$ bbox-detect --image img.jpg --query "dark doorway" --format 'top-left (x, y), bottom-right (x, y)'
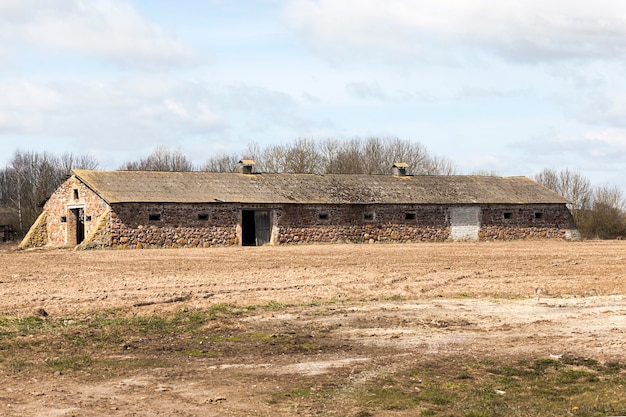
top-left (242, 210), bottom-right (256, 246)
top-left (241, 210), bottom-right (271, 246)
top-left (71, 207), bottom-right (85, 245)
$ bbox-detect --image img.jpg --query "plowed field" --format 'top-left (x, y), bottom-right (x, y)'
top-left (1, 241), bottom-right (625, 416)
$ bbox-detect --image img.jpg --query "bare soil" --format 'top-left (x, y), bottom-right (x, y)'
top-left (1, 240), bottom-right (625, 416)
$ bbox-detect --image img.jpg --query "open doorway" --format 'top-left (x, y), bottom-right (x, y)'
top-left (242, 210), bottom-right (271, 246)
top-left (69, 207), bottom-right (85, 245)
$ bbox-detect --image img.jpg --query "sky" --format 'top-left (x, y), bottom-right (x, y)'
top-left (1, 0), bottom-right (626, 190)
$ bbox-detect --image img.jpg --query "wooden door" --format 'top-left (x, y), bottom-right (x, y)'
top-left (254, 211), bottom-right (271, 246)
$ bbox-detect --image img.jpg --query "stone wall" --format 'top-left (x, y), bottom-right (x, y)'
top-left (109, 203), bottom-right (240, 249)
top-left (480, 204), bottom-right (575, 228)
top-left (277, 224), bottom-right (449, 244)
top-left (276, 204), bottom-right (450, 243)
top-left (276, 204), bottom-right (576, 244)
top-left (277, 204), bottom-right (448, 226)
top-left (479, 225), bottom-right (569, 240)
top-left (81, 202), bottom-right (576, 249)
top-left (103, 203), bottom-right (457, 248)
top-left (43, 176), bottom-right (110, 247)
top-left (479, 204), bottom-right (576, 240)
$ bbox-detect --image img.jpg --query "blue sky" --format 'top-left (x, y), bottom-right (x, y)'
top-left (1, 0), bottom-right (625, 190)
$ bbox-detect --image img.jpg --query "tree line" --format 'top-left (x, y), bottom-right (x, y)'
top-left (1, 138), bottom-right (624, 239)
top-left (120, 137), bottom-right (457, 175)
top-left (533, 168), bottom-right (626, 239)
top-left (0, 151), bottom-right (99, 235)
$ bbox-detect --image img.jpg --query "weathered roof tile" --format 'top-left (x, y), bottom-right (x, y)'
top-left (72, 170), bottom-right (570, 205)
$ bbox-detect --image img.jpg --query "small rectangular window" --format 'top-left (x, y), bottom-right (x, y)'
top-left (86, 215), bottom-right (92, 222)
top-left (198, 214), bottom-right (209, 221)
top-left (534, 212), bottom-right (543, 219)
top-left (60, 216), bottom-right (67, 223)
top-left (149, 214), bottom-right (161, 221)
top-left (318, 213), bottom-right (329, 220)
top-left (364, 213), bottom-right (374, 221)
top-left (405, 213), bottom-right (416, 220)
top-left (73, 189), bottom-right (79, 200)
top-left (503, 212), bottom-right (512, 219)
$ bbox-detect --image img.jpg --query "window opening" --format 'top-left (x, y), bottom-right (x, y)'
top-left (86, 215), bottom-right (92, 222)
top-left (198, 214), bottom-right (209, 221)
top-left (149, 214), bottom-right (161, 221)
top-left (364, 213), bottom-right (374, 221)
top-left (405, 213), bottom-right (416, 220)
top-left (534, 212), bottom-right (543, 219)
top-left (60, 216), bottom-right (67, 223)
top-left (318, 213), bottom-right (329, 220)
top-left (503, 212), bottom-right (512, 219)
top-left (73, 189), bottom-right (79, 200)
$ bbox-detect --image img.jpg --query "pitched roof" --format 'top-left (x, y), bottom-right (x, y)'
top-left (72, 170), bottom-right (570, 205)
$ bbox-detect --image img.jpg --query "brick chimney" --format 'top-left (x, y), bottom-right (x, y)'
top-left (392, 162), bottom-right (408, 176)
top-left (239, 160), bottom-right (255, 174)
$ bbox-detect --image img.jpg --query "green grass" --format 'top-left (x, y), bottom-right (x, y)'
top-left (273, 357), bottom-right (626, 416)
top-left (264, 300), bottom-right (286, 310)
top-left (45, 355), bottom-right (94, 372)
top-left (0, 304), bottom-right (250, 375)
top-left (209, 331), bottom-right (274, 343)
top-left (0, 302), bottom-right (327, 376)
top-left (2, 302), bottom-right (626, 416)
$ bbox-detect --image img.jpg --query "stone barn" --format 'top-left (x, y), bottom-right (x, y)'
top-left (20, 164), bottom-right (577, 249)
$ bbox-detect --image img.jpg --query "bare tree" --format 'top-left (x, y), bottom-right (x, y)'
top-left (0, 150), bottom-right (99, 236)
top-left (282, 138), bottom-right (321, 174)
top-left (426, 155), bottom-right (457, 175)
top-left (5, 151), bottom-right (55, 233)
top-left (469, 169), bottom-right (499, 176)
top-left (260, 144), bottom-right (288, 173)
top-left (362, 138), bottom-right (386, 174)
top-left (593, 184), bottom-right (625, 211)
top-left (577, 185), bottom-right (626, 239)
top-left (120, 147), bottom-right (194, 171)
top-left (318, 139), bottom-right (339, 173)
top-left (330, 139), bottom-right (363, 174)
top-left (59, 152), bottom-right (99, 175)
top-left (533, 169), bottom-right (559, 192)
top-left (533, 168), bottom-right (592, 211)
top-left (534, 168), bottom-right (625, 239)
top-left (201, 153), bottom-right (241, 172)
top-left (218, 137), bottom-right (454, 175)
top-left (583, 184), bottom-right (626, 239)
top-left (2, 150), bottom-right (99, 234)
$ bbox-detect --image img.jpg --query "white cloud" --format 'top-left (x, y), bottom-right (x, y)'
top-left (0, 0), bottom-right (198, 69)
top-left (457, 86), bottom-right (530, 100)
top-left (284, 0), bottom-right (626, 65)
top-left (0, 80), bottom-right (64, 133)
top-left (0, 74), bottom-right (317, 162)
top-left (0, 111), bottom-right (42, 133)
top-left (345, 80), bottom-right (438, 102)
top-left (512, 128), bottom-right (626, 169)
top-left (221, 84), bottom-right (296, 111)
top-left (345, 81), bottom-right (389, 101)
top-left (550, 84), bottom-right (626, 128)
top-left (591, 129), bottom-right (626, 151)
top-left (0, 80), bottom-right (62, 110)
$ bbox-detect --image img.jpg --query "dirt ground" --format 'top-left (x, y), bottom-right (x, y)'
top-left (1, 240), bottom-right (625, 416)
